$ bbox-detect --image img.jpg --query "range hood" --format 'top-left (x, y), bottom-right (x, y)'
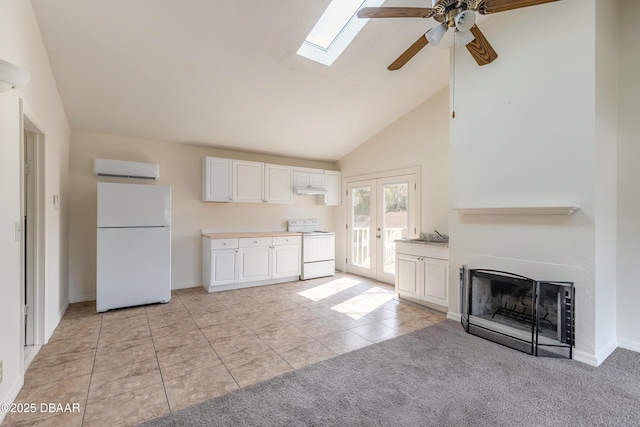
top-left (293, 185), bottom-right (327, 195)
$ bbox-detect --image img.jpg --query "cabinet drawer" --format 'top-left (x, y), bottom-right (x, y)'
top-left (209, 238), bottom-right (239, 250)
top-left (239, 237), bottom-right (272, 248)
top-left (273, 236), bottom-right (301, 246)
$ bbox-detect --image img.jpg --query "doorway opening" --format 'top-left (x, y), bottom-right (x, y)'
top-left (21, 110), bottom-right (46, 370)
top-left (346, 170), bottom-right (419, 284)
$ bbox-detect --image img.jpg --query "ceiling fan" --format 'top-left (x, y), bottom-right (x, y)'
top-left (357, 0), bottom-right (561, 70)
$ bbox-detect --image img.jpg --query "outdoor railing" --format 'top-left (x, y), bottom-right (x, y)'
top-left (352, 227), bottom-right (405, 269)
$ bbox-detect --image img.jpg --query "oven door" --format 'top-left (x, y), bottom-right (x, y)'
top-left (303, 234), bottom-right (335, 263)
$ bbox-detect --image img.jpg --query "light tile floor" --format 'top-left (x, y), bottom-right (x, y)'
top-left (2, 273), bottom-right (445, 427)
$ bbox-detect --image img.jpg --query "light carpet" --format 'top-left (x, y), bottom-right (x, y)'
top-left (140, 320), bottom-right (640, 426)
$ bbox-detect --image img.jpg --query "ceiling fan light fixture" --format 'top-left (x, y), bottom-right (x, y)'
top-left (425, 23), bottom-right (447, 46)
top-left (455, 28), bottom-right (476, 47)
top-left (455, 10), bottom-right (476, 32)
top-left (0, 59), bottom-right (30, 93)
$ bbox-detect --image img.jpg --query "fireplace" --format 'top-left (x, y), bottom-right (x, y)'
top-left (460, 268), bottom-right (574, 359)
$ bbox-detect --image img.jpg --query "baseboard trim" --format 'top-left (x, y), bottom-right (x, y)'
top-left (0, 376), bottom-right (25, 425)
top-left (447, 312), bottom-right (461, 322)
top-left (172, 282), bottom-right (199, 290)
top-left (45, 300), bottom-right (69, 342)
top-left (572, 349), bottom-right (598, 366)
top-left (594, 338), bottom-right (619, 366)
top-left (617, 338), bottom-right (640, 353)
top-left (203, 276), bottom-right (300, 293)
top-left (69, 294), bottom-right (96, 303)
top-left (574, 339), bottom-right (619, 367)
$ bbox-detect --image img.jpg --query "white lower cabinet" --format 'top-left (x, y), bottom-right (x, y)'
top-left (210, 250), bottom-right (238, 285)
top-left (272, 236), bottom-right (301, 278)
top-left (203, 234), bottom-right (301, 292)
top-left (395, 242), bottom-right (449, 309)
top-left (421, 257), bottom-right (449, 306)
top-left (396, 254), bottom-right (421, 299)
top-left (202, 238), bottom-right (239, 288)
top-left (239, 245), bottom-right (272, 282)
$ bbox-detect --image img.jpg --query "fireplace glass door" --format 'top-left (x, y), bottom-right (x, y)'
top-left (461, 268), bottom-right (574, 359)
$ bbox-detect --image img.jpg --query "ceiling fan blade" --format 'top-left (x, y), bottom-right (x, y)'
top-left (481, 0), bottom-right (561, 14)
top-left (357, 7), bottom-right (434, 19)
top-left (388, 35), bottom-right (429, 71)
top-left (465, 25), bottom-right (498, 66)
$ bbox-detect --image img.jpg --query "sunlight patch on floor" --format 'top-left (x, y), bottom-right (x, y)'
top-left (298, 277), bottom-right (363, 302)
top-left (331, 287), bottom-right (395, 319)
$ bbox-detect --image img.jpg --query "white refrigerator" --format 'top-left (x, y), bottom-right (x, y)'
top-left (96, 182), bottom-right (171, 312)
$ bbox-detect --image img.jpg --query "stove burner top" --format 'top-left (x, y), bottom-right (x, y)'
top-left (287, 219), bottom-right (334, 234)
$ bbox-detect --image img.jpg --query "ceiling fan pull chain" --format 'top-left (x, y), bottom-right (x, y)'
top-left (452, 31), bottom-right (456, 119)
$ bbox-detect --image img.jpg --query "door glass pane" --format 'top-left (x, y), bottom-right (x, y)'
top-left (382, 182), bottom-right (409, 275)
top-left (351, 186), bottom-right (371, 269)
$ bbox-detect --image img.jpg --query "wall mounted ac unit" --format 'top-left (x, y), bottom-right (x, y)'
top-left (94, 159), bottom-right (160, 180)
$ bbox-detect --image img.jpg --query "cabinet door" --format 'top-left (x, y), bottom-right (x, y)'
top-left (395, 254), bottom-right (420, 298)
top-left (293, 169), bottom-right (324, 188)
top-left (211, 250), bottom-right (238, 286)
top-left (238, 246), bottom-right (271, 282)
top-left (318, 171), bottom-right (341, 206)
top-left (421, 257), bottom-right (449, 306)
top-left (202, 157), bottom-right (232, 202)
top-left (309, 172), bottom-right (325, 188)
top-left (292, 171), bottom-right (310, 187)
top-left (233, 160), bottom-right (264, 203)
top-left (272, 244), bottom-right (301, 278)
top-left (265, 164), bottom-right (292, 204)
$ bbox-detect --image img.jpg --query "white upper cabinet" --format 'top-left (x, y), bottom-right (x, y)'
top-left (233, 160), bottom-right (264, 203)
top-left (317, 170), bottom-right (342, 206)
top-left (202, 157), bottom-right (233, 202)
top-left (202, 156), bottom-right (340, 205)
top-left (293, 168), bottom-right (325, 189)
top-left (264, 164), bottom-right (292, 204)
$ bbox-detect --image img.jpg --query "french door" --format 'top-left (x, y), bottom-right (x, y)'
top-left (347, 174), bottom-right (417, 284)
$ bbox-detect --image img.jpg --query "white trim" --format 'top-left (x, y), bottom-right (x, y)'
top-left (171, 282), bottom-right (200, 290)
top-left (344, 166), bottom-right (421, 182)
top-left (22, 110), bottom-right (47, 347)
top-left (617, 338), bottom-right (640, 353)
top-left (45, 300), bottom-right (69, 342)
top-left (69, 294), bottom-right (96, 303)
top-left (0, 376), bottom-right (24, 425)
top-left (447, 311), bottom-right (461, 322)
top-left (572, 340), bottom-right (617, 367)
top-left (572, 349), bottom-right (598, 366)
top-left (453, 206), bottom-right (579, 215)
top-left (594, 338), bottom-right (619, 366)
top-left (203, 275), bottom-right (300, 293)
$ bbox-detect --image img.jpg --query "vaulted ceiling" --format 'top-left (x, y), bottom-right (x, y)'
top-left (30, 0), bottom-right (450, 161)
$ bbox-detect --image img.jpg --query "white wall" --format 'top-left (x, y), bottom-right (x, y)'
top-left (593, 0), bottom-right (619, 360)
top-left (448, 0), bottom-right (618, 365)
top-left (0, 0), bottom-right (70, 422)
top-left (68, 131), bottom-right (337, 301)
top-left (336, 87), bottom-right (450, 271)
top-left (616, 0), bottom-right (640, 352)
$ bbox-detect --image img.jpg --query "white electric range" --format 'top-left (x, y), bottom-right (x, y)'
top-left (287, 219), bottom-right (335, 280)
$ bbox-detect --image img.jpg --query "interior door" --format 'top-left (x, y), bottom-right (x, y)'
top-left (347, 174), bottom-right (416, 284)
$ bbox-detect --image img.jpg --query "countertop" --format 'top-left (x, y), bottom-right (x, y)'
top-left (396, 239), bottom-right (449, 248)
top-left (202, 231), bottom-right (302, 239)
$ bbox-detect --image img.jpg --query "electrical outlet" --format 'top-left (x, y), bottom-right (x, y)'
top-left (0, 360), bottom-right (3, 384)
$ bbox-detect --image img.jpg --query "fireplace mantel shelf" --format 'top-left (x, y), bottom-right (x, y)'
top-left (454, 206), bottom-right (579, 216)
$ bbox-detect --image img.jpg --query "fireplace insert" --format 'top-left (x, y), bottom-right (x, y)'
top-left (460, 268), bottom-right (574, 359)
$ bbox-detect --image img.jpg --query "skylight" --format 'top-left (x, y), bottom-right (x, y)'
top-left (297, 0), bottom-right (384, 66)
